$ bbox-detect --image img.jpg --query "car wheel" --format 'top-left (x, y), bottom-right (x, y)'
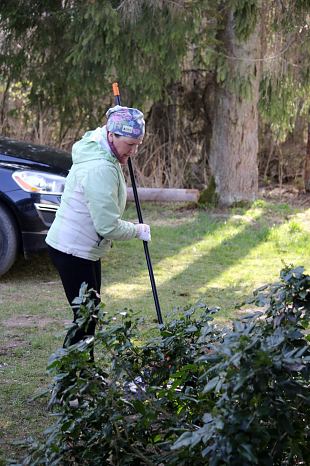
top-left (0, 204), bottom-right (19, 276)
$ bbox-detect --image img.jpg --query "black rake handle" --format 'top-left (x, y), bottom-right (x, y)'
top-left (112, 82), bottom-right (163, 325)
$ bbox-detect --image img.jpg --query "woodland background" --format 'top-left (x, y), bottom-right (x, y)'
top-left (0, 0), bottom-right (310, 205)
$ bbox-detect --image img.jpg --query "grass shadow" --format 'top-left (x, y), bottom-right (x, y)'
top-left (101, 202), bottom-right (297, 320)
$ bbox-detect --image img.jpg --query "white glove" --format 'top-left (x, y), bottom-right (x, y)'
top-left (135, 223), bottom-right (151, 242)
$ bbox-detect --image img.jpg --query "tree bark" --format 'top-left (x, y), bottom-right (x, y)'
top-left (209, 7), bottom-right (261, 206)
top-left (304, 116), bottom-right (310, 192)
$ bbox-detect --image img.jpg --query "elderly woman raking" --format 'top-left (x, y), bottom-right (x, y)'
top-left (46, 105), bottom-right (151, 350)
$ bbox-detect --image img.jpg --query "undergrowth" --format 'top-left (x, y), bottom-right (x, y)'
top-left (11, 266), bottom-right (310, 465)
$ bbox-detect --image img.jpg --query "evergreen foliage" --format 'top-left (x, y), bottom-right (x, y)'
top-left (18, 266), bottom-right (310, 465)
top-left (2, 1), bottom-right (308, 136)
top-left (0, 0), bottom-right (194, 135)
top-left (258, 1), bottom-right (310, 141)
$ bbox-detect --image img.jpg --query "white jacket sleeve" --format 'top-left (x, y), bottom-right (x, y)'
top-left (83, 164), bottom-right (136, 240)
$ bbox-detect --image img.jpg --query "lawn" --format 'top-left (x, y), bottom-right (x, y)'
top-left (1, 197), bottom-right (310, 462)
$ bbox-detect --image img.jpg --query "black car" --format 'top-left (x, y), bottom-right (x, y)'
top-left (0, 136), bottom-right (72, 276)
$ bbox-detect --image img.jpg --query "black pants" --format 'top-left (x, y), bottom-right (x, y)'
top-left (48, 245), bottom-right (101, 346)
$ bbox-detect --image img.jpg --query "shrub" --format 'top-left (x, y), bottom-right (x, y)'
top-left (20, 267), bottom-right (310, 465)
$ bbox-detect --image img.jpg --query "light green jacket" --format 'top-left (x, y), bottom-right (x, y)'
top-left (46, 126), bottom-right (136, 260)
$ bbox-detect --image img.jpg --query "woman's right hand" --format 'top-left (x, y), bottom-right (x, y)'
top-left (135, 223), bottom-right (151, 242)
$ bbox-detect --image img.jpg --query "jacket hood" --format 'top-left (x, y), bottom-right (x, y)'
top-left (72, 126), bottom-right (118, 165)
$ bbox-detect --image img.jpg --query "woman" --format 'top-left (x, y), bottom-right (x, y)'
top-left (46, 105), bottom-right (151, 347)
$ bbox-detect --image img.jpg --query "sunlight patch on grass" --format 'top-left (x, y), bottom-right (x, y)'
top-left (104, 218), bottom-right (253, 302)
top-left (204, 217), bottom-right (310, 295)
top-left (105, 282), bottom-right (149, 299)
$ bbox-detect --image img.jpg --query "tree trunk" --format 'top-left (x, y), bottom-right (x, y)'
top-left (304, 117), bottom-right (310, 192)
top-left (209, 7), bottom-right (261, 206)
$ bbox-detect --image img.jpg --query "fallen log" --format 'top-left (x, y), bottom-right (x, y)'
top-left (127, 187), bottom-right (199, 203)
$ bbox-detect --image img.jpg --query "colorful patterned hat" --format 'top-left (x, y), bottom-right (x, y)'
top-left (106, 105), bottom-right (145, 139)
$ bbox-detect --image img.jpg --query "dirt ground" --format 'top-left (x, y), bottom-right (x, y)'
top-left (260, 184), bottom-right (310, 207)
top-left (0, 315), bottom-right (71, 356)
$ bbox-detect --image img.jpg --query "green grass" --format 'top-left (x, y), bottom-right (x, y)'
top-left (1, 198), bottom-right (310, 461)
